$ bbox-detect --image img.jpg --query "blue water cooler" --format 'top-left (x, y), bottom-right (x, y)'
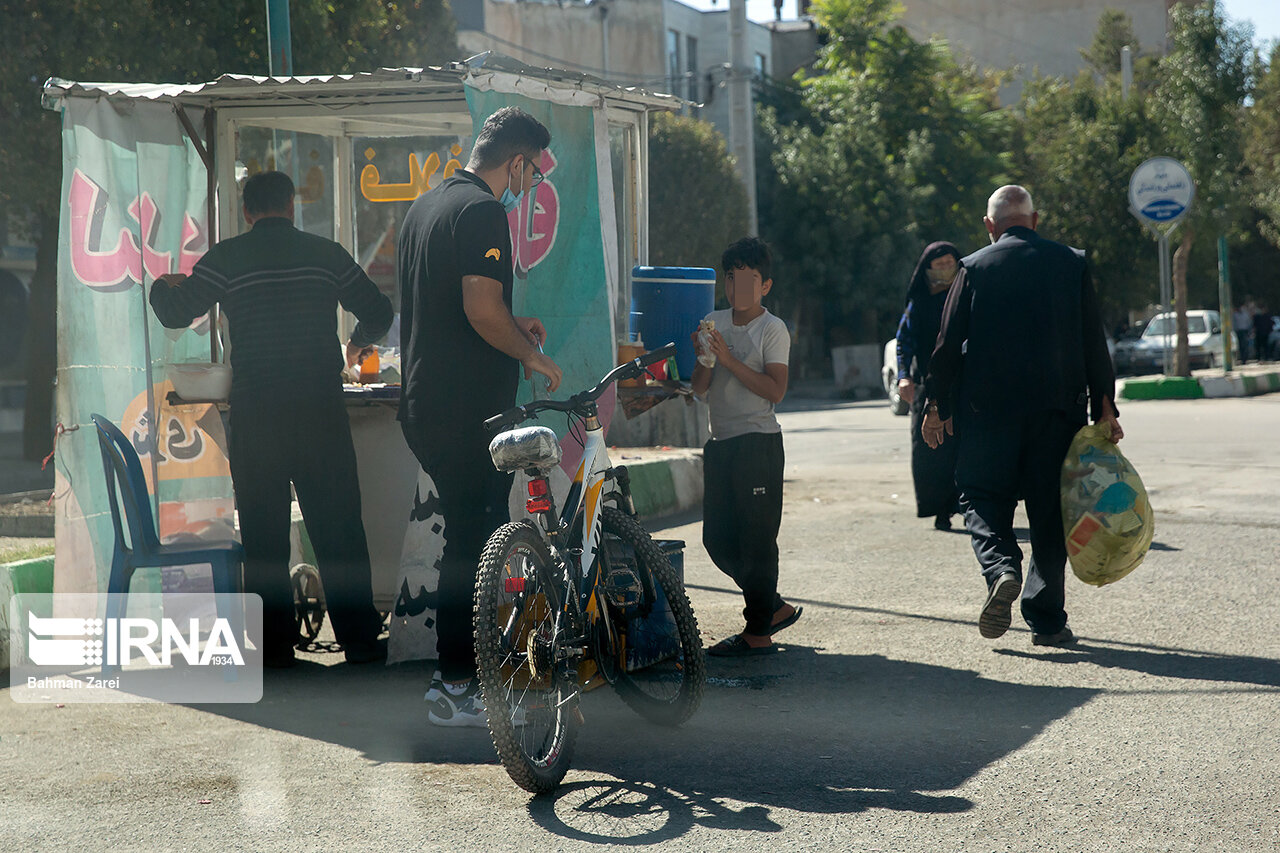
top-left (629, 266), bottom-right (716, 379)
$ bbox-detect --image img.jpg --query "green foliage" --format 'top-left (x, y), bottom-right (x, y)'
top-left (1080, 9), bottom-right (1141, 77)
top-left (647, 112), bottom-right (750, 279)
top-left (1247, 43), bottom-right (1280, 249)
top-left (1010, 72), bottom-right (1161, 316)
top-left (1153, 1), bottom-right (1256, 238)
top-left (756, 0), bottom-right (1009, 361)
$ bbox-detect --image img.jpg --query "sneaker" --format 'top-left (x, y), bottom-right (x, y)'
top-left (1032, 626), bottom-right (1077, 647)
top-left (426, 677), bottom-right (488, 728)
top-left (978, 572), bottom-right (1022, 639)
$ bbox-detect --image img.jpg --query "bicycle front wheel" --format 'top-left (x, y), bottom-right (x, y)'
top-left (474, 521), bottom-right (579, 794)
top-left (600, 507), bottom-right (706, 726)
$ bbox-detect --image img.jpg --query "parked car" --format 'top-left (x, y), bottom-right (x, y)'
top-left (882, 340), bottom-right (909, 415)
top-left (1117, 310), bottom-right (1231, 374)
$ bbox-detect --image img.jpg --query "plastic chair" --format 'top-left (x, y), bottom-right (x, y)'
top-left (90, 414), bottom-right (245, 675)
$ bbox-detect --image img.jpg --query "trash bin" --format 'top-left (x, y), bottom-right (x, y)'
top-left (626, 539), bottom-right (686, 672)
top-left (630, 267), bottom-right (716, 378)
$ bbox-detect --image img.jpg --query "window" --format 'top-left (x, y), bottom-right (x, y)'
top-left (667, 30), bottom-right (682, 96)
top-left (754, 52), bottom-right (767, 79)
top-left (686, 36), bottom-right (699, 102)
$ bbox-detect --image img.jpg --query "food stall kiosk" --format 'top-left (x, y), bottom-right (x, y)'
top-left (43, 56), bottom-right (677, 661)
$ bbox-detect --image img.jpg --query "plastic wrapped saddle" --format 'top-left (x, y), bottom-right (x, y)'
top-left (488, 425), bottom-right (563, 473)
top-left (1060, 423), bottom-right (1154, 586)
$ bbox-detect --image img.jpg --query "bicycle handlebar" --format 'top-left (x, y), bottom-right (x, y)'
top-left (484, 342), bottom-right (678, 432)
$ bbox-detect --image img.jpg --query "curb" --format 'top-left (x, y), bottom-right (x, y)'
top-left (1121, 371), bottom-right (1280, 401)
top-left (0, 555), bottom-right (57, 674)
top-left (624, 454), bottom-right (703, 521)
top-left (0, 515), bottom-right (55, 537)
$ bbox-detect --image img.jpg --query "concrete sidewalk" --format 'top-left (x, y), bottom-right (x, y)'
top-left (1120, 360), bottom-right (1280, 400)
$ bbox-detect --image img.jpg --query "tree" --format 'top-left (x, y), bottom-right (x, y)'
top-left (755, 0), bottom-right (1009, 372)
top-left (0, 0), bottom-right (458, 460)
top-left (1247, 43), bottom-right (1280, 249)
top-left (1080, 8), bottom-right (1140, 77)
top-left (1009, 70), bottom-right (1162, 321)
top-left (647, 113), bottom-right (750, 277)
top-left (1151, 1), bottom-right (1256, 374)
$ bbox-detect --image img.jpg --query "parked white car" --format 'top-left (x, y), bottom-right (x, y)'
top-left (1119, 310), bottom-right (1231, 373)
top-left (882, 340), bottom-right (909, 415)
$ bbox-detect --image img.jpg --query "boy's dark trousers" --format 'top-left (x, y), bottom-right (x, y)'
top-left (702, 431), bottom-right (785, 636)
top-left (228, 394), bottom-right (384, 657)
top-left (401, 419), bottom-right (513, 682)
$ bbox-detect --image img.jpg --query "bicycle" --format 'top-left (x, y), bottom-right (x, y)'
top-left (473, 342), bottom-right (706, 794)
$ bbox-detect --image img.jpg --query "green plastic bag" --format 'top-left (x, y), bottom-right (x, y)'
top-left (1060, 423), bottom-right (1154, 586)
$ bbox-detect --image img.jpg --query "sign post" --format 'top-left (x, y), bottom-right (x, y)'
top-left (1128, 157), bottom-right (1194, 376)
top-left (1217, 235), bottom-right (1233, 372)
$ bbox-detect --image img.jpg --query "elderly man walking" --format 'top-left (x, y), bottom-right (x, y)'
top-left (921, 185), bottom-right (1123, 647)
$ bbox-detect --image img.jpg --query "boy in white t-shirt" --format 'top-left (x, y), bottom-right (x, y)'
top-left (691, 237), bottom-right (801, 656)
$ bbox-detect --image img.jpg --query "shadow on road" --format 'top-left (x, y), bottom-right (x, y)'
top-left (194, 642), bottom-right (1098, 845)
top-left (193, 657), bottom-right (502, 768)
top-left (523, 646), bottom-right (1096, 844)
top-left (995, 641), bottom-right (1280, 690)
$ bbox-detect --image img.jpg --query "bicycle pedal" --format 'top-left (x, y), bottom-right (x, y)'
top-left (603, 567), bottom-right (644, 608)
top-left (601, 539), bottom-right (644, 608)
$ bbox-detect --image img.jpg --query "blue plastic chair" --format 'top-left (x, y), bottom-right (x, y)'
top-left (91, 414), bottom-right (245, 675)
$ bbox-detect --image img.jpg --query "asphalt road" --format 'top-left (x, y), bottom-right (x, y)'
top-left (3, 394), bottom-right (1278, 851)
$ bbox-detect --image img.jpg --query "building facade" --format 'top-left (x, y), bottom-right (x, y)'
top-left (450, 0), bottom-right (818, 137)
top-left (895, 0), bottom-right (1175, 83)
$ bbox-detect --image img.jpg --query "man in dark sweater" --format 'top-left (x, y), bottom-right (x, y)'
top-left (150, 170), bottom-right (393, 668)
top-left (922, 185), bottom-right (1123, 648)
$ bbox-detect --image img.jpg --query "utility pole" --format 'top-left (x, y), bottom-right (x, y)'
top-left (1218, 235), bottom-right (1234, 372)
top-left (728, 0), bottom-right (758, 235)
top-left (1121, 45), bottom-right (1133, 98)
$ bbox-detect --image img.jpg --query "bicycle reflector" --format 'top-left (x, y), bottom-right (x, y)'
top-left (526, 476), bottom-right (552, 513)
top-left (504, 576), bottom-right (526, 593)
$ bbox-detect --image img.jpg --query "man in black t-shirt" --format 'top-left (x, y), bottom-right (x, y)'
top-left (397, 107), bottom-right (562, 727)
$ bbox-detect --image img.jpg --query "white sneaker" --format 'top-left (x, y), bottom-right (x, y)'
top-left (426, 677), bottom-right (488, 728)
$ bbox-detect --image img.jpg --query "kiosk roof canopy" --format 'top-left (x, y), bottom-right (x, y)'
top-left (43, 57), bottom-right (682, 128)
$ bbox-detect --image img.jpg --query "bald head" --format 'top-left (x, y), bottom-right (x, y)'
top-left (984, 185), bottom-right (1037, 241)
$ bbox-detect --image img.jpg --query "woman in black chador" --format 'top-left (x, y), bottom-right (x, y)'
top-left (895, 241), bottom-right (963, 529)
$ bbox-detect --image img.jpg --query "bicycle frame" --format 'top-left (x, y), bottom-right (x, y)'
top-left (520, 401), bottom-right (617, 622)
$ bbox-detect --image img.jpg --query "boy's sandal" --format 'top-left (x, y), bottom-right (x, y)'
top-left (768, 605), bottom-right (803, 636)
top-left (708, 635), bottom-right (777, 657)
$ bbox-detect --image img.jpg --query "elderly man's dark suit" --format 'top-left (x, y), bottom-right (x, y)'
top-left (924, 225), bottom-right (1115, 635)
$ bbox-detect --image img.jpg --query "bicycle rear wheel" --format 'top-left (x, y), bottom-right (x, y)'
top-left (474, 521), bottom-right (579, 794)
top-left (600, 507), bottom-right (706, 726)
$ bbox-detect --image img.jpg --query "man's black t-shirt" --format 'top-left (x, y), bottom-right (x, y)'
top-left (397, 170), bottom-right (517, 430)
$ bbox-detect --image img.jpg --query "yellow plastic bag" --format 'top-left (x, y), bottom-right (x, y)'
top-left (1060, 423), bottom-right (1154, 586)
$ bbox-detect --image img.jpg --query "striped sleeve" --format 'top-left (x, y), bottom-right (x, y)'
top-left (149, 260), bottom-right (228, 329)
top-left (334, 251), bottom-right (394, 347)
